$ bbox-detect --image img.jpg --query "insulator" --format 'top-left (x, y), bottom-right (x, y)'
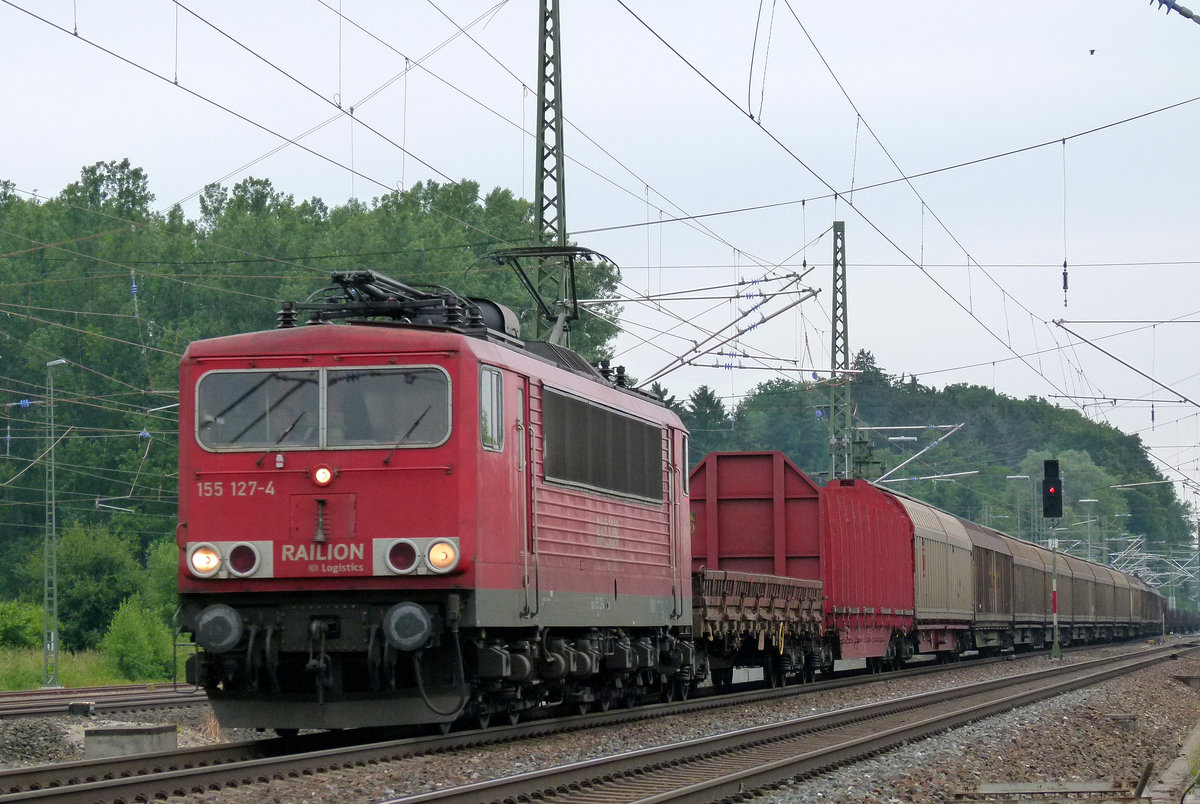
top-left (442, 298), bottom-right (464, 328)
top-left (277, 301), bottom-right (297, 329)
top-left (465, 305), bottom-right (485, 329)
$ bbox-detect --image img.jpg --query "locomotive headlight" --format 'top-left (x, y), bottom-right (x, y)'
top-left (312, 464), bottom-right (334, 487)
top-left (188, 544), bottom-right (222, 577)
top-left (426, 540), bottom-right (459, 573)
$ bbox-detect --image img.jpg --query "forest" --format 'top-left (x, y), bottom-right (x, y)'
top-left (0, 159), bottom-right (1193, 664)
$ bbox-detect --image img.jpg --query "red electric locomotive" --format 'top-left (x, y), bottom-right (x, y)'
top-left (176, 271), bottom-right (694, 731)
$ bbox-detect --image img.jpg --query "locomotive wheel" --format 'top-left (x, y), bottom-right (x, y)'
top-left (575, 701), bottom-right (591, 716)
top-left (476, 710), bottom-right (491, 729)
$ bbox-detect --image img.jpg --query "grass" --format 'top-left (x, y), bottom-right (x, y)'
top-left (0, 647), bottom-right (167, 690)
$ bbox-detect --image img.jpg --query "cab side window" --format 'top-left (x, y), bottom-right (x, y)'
top-left (480, 367), bottom-right (504, 451)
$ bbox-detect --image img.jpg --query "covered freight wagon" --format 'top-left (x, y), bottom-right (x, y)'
top-left (820, 479), bottom-right (919, 669)
top-left (962, 522), bottom-right (1015, 652)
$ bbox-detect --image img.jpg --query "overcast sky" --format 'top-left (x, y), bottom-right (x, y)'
top-left (4, 1), bottom-right (1200, 508)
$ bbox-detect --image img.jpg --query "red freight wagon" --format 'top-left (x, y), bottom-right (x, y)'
top-left (689, 452), bottom-right (824, 685)
top-left (820, 479), bottom-right (918, 668)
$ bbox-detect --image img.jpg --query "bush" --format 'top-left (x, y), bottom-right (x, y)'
top-left (0, 600), bottom-right (43, 649)
top-left (100, 594), bottom-right (172, 681)
top-left (143, 538), bottom-right (179, 626)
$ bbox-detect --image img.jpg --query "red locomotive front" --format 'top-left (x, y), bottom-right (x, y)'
top-left (176, 273), bottom-right (693, 731)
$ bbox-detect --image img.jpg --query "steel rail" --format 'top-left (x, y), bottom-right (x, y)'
top-left (0, 685), bottom-right (206, 719)
top-left (0, 644), bottom-right (1049, 796)
top-left (0, 643), bottom-right (1180, 802)
top-left (386, 643), bottom-right (1197, 803)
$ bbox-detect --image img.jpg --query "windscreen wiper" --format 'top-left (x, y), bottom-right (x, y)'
top-left (383, 405), bottom-right (433, 465)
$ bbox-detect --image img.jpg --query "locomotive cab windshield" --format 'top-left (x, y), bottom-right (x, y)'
top-left (196, 366), bottom-right (451, 451)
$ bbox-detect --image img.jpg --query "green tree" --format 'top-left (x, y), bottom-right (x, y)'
top-left (101, 593), bottom-right (172, 681)
top-left (143, 538), bottom-right (179, 626)
top-left (682, 385), bottom-right (733, 467)
top-left (732, 379), bottom-right (830, 475)
top-left (647, 382), bottom-right (683, 415)
top-left (16, 524), bottom-right (143, 650)
top-left (0, 601), bottom-right (42, 648)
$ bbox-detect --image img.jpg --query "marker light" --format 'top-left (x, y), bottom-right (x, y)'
top-left (312, 465), bottom-right (334, 486)
top-left (227, 543), bottom-right (260, 577)
top-left (426, 540), bottom-right (459, 573)
top-left (387, 540), bottom-right (420, 574)
top-left (189, 544), bottom-right (222, 577)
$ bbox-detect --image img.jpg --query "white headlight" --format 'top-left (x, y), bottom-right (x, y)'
top-left (426, 540), bottom-right (459, 573)
top-left (189, 544), bottom-right (222, 577)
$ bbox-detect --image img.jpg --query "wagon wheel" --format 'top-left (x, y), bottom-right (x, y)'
top-left (885, 638), bottom-right (901, 671)
top-left (764, 655), bottom-right (785, 687)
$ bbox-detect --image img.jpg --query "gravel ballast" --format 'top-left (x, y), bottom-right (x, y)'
top-left (3, 645), bottom-right (1198, 803)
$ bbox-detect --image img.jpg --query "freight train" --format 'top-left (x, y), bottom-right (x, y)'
top-left (690, 451), bottom-right (1169, 686)
top-left (175, 270), bottom-right (1169, 733)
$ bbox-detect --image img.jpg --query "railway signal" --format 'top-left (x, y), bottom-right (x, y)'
top-left (1041, 459), bottom-right (1063, 518)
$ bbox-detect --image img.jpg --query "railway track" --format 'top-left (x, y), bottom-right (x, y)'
top-left (0, 683), bottom-right (205, 719)
top-left (0, 643), bottom-right (1187, 803)
top-left (0, 642), bottom-right (1074, 798)
top-left (391, 642), bottom-right (1199, 803)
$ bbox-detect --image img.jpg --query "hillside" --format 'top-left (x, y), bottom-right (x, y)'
top-left (672, 349), bottom-right (1192, 555)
